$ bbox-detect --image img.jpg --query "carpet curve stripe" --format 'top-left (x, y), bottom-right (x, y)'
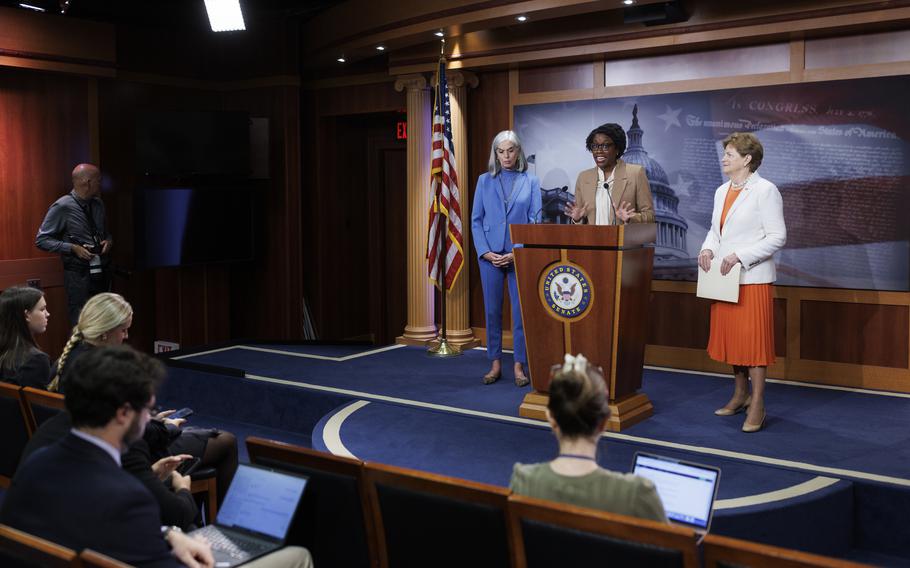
top-left (714, 476), bottom-right (840, 510)
top-left (307, 390), bottom-right (857, 509)
top-left (321, 400), bottom-right (370, 459)
top-left (172, 343), bottom-right (405, 362)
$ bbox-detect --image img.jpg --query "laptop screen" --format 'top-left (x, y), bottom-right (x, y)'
top-left (631, 452), bottom-right (720, 531)
top-left (216, 464), bottom-right (309, 541)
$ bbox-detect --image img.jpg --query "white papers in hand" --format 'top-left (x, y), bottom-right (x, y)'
top-left (696, 260), bottom-right (741, 303)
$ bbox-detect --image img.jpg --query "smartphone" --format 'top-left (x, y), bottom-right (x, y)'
top-left (170, 407), bottom-right (194, 420)
top-left (177, 457), bottom-right (201, 477)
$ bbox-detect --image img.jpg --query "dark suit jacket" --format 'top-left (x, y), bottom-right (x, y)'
top-left (20, 413), bottom-right (198, 531)
top-left (1, 433), bottom-right (180, 568)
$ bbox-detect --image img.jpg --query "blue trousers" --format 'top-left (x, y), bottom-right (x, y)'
top-left (479, 257), bottom-right (526, 364)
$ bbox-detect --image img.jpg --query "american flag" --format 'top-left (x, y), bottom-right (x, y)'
top-left (426, 57), bottom-right (464, 291)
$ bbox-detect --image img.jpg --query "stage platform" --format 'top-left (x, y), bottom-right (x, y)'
top-left (157, 342), bottom-right (910, 566)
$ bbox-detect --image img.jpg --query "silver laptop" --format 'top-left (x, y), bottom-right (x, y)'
top-left (631, 452), bottom-right (721, 535)
top-left (189, 464), bottom-right (309, 567)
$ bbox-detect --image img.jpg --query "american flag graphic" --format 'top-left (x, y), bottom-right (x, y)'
top-left (426, 57), bottom-right (464, 290)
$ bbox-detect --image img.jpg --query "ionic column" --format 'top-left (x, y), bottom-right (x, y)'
top-left (395, 74), bottom-right (437, 345)
top-left (441, 70), bottom-right (480, 348)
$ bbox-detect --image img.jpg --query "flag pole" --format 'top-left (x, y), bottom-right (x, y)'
top-left (428, 41), bottom-right (461, 358)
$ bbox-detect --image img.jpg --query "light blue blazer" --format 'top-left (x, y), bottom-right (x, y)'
top-left (471, 171), bottom-right (542, 257)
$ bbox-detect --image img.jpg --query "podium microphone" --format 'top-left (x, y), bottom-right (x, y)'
top-left (603, 181), bottom-right (618, 226)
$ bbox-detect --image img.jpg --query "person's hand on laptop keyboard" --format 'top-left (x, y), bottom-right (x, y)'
top-left (166, 529), bottom-right (215, 568)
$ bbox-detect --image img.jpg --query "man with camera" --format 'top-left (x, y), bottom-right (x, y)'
top-left (36, 163), bottom-right (113, 325)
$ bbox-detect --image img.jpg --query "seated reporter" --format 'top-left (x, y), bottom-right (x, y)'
top-left (1, 345), bottom-right (312, 568)
top-left (49, 292), bottom-right (238, 503)
top-left (0, 286), bottom-right (52, 389)
top-left (510, 354), bottom-right (667, 522)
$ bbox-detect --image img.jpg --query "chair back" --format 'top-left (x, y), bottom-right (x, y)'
top-left (20, 387), bottom-right (65, 434)
top-left (364, 462), bottom-right (512, 568)
top-left (246, 437), bottom-right (377, 568)
top-left (0, 524), bottom-right (79, 568)
top-left (80, 548), bottom-right (135, 567)
top-left (703, 533), bottom-right (872, 568)
top-left (0, 384), bottom-right (30, 487)
top-left (507, 494), bottom-right (699, 568)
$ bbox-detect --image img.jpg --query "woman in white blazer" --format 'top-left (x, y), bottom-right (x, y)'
top-left (698, 132), bottom-right (786, 433)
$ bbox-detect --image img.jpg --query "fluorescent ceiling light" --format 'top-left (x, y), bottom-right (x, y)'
top-left (204, 0), bottom-right (246, 32)
top-left (19, 3), bottom-right (46, 11)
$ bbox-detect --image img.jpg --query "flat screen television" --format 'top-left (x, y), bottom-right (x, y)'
top-left (136, 111), bottom-right (251, 176)
top-left (133, 186), bottom-right (256, 269)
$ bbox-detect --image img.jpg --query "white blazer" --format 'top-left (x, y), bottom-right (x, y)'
top-left (700, 173), bottom-right (786, 285)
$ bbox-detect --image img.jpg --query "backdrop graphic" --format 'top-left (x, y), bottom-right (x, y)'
top-left (514, 75), bottom-right (910, 291)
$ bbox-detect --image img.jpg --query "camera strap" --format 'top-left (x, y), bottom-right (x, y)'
top-left (70, 193), bottom-right (101, 243)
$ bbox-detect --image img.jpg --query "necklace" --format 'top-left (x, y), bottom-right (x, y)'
top-left (557, 453), bottom-right (597, 462)
top-left (730, 173), bottom-right (751, 189)
top-left (498, 171), bottom-right (519, 206)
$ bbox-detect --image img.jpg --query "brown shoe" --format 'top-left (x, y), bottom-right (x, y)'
top-left (514, 374), bottom-right (530, 387)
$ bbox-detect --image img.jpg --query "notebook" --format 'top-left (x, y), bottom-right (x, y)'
top-left (188, 464), bottom-right (309, 567)
top-left (631, 452), bottom-right (721, 535)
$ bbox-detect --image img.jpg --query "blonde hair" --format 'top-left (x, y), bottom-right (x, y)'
top-left (48, 293), bottom-right (133, 392)
top-left (547, 353), bottom-right (610, 438)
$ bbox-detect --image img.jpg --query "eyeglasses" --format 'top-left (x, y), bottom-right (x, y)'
top-left (590, 143), bottom-right (614, 152)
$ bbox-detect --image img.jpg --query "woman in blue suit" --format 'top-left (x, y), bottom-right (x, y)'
top-left (471, 130), bottom-right (541, 386)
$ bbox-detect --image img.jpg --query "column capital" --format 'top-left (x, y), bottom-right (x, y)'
top-left (394, 73), bottom-right (429, 92)
top-left (447, 70), bottom-right (479, 89)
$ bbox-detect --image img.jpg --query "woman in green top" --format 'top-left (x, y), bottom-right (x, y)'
top-left (509, 353), bottom-right (667, 522)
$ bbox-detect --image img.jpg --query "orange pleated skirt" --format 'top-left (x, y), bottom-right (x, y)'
top-left (707, 283), bottom-right (775, 367)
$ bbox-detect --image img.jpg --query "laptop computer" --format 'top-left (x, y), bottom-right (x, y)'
top-left (189, 463), bottom-right (309, 567)
top-left (631, 452), bottom-right (721, 535)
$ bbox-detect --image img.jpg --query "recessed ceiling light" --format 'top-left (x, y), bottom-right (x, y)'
top-left (204, 0), bottom-right (246, 32)
top-left (516, 15), bottom-right (527, 22)
top-left (337, 57), bottom-right (346, 63)
top-left (623, 0), bottom-right (635, 4)
top-left (434, 31), bottom-right (445, 37)
top-left (376, 46), bottom-right (385, 51)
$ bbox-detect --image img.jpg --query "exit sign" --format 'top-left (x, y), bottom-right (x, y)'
top-left (396, 121), bottom-right (407, 140)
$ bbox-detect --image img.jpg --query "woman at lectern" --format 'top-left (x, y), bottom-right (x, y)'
top-left (698, 132), bottom-right (786, 433)
top-left (564, 120), bottom-right (654, 225)
top-left (510, 353), bottom-right (667, 522)
top-left (471, 130), bottom-right (541, 387)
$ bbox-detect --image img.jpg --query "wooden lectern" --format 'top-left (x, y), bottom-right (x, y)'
top-left (511, 223), bottom-right (656, 431)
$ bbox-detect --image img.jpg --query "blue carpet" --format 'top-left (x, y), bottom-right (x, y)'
top-left (161, 342), bottom-right (910, 563)
top-left (175, 344), bottom-right (910, 485)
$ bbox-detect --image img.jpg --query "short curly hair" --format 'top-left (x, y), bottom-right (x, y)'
top-left (722, 132), bottom-right (763, 172)
top-left (585, 123), bottom-right (627, 157)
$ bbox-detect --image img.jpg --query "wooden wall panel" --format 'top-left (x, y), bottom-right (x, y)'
top-left (800, 301), bottom-right (909, 368)
top-left (519, 62), bottom-right (593, 93)
top-left (468, 70), bottom-right (511, 334)
top-left (0, 67), bottom-right (91, 360)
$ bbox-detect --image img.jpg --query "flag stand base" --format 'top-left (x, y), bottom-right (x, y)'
top-left (427, 337), bottom-right (463, 357)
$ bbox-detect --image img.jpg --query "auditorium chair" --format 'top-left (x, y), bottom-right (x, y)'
top-left (0, 384), bottom-right (30, 488)
top-left (703, 533), bottom-right (873, 568)
top-left (507, 494), bottom-right (699, 568)
top-left (20, 387), bottom-right (64, 435)
top-left (80, 549), bottom-right (135, 567)
top-left (0, 524), bottom-right (79, 568)
top-left (246, 437), bottom-right (378, 568)
top-left (363, 462), bottom-right (512, 568)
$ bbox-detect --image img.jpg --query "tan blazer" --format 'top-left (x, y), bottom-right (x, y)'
top-left (573, 160), bottom-right (655, 224)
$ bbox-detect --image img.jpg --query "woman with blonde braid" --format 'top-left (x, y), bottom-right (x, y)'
top-left (49, 292), bottom-right (239, 504)
top-left (510, 353), bottom-right (667, 522)
top-left (49, 292), bottom-right (132, 392)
